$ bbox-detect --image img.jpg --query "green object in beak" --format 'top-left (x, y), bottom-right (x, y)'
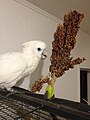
top-left (45, 85), bottom-right (54, 99)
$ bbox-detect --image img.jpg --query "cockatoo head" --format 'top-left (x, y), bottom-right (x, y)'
top-left (22, 41), bottom-right (47, 59)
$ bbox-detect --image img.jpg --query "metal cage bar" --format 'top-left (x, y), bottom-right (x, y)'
top-left (0, 87), bottom-right (90, 120)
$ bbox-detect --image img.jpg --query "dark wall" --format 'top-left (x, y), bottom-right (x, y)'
top-left (80, 70), bottom-right (87, 104)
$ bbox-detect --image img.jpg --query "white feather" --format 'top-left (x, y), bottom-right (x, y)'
top-left (0, 41), bottom-right (47, 90)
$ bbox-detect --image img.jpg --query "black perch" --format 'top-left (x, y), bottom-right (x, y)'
top-left (0, 86), bottom-right (90, 120)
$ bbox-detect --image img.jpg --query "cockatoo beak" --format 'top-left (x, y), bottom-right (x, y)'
top-left (41, 49), bottom-right (47, 59)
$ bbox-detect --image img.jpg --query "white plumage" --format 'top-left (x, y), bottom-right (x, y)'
top-left (0, 41), bottom-right (47, 90)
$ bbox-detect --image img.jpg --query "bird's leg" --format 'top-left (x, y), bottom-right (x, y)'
top-left (5, 88), bottom-right (25, 97)
top-left (5, 88), bottom-right (17, 97)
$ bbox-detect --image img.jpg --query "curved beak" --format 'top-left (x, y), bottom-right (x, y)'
top-left (41, 49), bottom-right (47, 59)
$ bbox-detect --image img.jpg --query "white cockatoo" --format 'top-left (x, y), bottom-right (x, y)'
top-left (0, 40), bottom-right (47, 91)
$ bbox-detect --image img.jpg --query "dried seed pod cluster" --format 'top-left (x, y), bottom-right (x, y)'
top-left (49, 10), bottom-right (85, 77)
top-left (31, 10), bottom-right (85, 92)
top-left (31, 76), bottom-right (50, 92)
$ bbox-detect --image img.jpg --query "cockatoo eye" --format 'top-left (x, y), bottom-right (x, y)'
top-left (37, 48), bottom-right (41, 51)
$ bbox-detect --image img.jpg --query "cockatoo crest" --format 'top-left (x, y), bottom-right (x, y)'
top-left (22, 41), bottom-right (47, 59)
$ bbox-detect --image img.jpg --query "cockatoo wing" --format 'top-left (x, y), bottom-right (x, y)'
top-left (0, 52), bottom-right (27, 90)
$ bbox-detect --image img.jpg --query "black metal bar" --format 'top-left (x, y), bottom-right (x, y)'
top-left (15, 106), bottom-right (43, 120)
top-left (0, 87), bottom-right (90, 120)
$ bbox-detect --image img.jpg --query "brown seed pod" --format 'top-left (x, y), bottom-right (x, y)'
top-left (31, 10), bottom-right (85, 93)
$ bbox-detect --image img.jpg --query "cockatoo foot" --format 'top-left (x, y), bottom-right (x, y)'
top-left (5, 88), bottom-right (24, 97)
